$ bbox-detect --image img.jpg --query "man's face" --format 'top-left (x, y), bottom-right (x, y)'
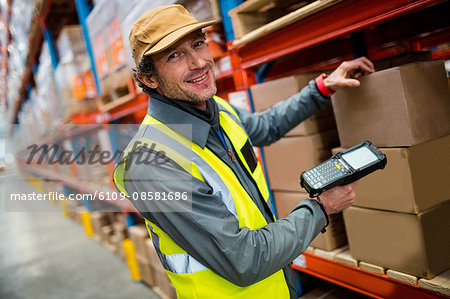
top-left (151, 31), bottom-right (216, 104)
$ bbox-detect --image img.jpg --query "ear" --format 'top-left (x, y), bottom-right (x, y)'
top-left (136, 74), bottom-right (159, 89)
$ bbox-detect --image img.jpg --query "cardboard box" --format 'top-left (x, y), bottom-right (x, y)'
top-left (332, 134), bottom-right (450, 214)
top-left (286, 107), bottom-right (336, 137)
top-left (343, 201), bottom-right (450, 279)
top-left (137, 256), bottom-right (155, 287)
top-left (153, 265), bottom-right (177, 299)
top-left (250, 74), bottom-right (336, 136)
top-left (332, 60), bottom-right (450, 147)
top-left (90, 212), bottom-right (110, 237)
top-left (101, 225), bottom-right (113, 244)
top-left (57, 26), bottom-right (87, 64)
top-left (264, 130), bottom-right (339, 191)
top-left (145, 239), bottom-right (162, 270)
top-left (273, 190), bottom-right (348, 250)
top-left (273, 191), bottom-right (310, 219)
top-left (111, 233), bottom-right (125, 260)
top-left (128, 225), bottom-right (149, 259)
top-left (250, 74), bottom-right (318, 112)
top-left (310, 212), bottom-right (347, 251)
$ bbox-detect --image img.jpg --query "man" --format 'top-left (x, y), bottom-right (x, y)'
top-left (113, 4), bottom-right (375, 298)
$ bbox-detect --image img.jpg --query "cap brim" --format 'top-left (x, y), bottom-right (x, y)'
top-left (144, 20), bottom-right (216, 56)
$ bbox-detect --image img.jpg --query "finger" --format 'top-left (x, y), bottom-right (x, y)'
top-left (349, 190), bottom-right (356, 199)
top-left (357, 57), bottom-right (375, 72)
top-left (347, 181), bottom-right (359, 188)
top-left (340, 78), bottom-right (360, 88)
top-left (344, 181), bottom-right (358, 192)
top-left (354, 61), bottom-right (374, 74)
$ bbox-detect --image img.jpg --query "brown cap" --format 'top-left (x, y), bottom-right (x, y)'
top-left (129, 5), bottom-right (216, 67)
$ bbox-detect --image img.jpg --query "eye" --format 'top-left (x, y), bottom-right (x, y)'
top-left (168, 51), bottom-right (181, 61)
top-left (194, 40), bottom-right (205, 48)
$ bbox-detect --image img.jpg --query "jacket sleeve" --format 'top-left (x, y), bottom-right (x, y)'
top-left (233, 80), bottom-right (330, 147)
top-left (125, 151), bottom-right (326, 287)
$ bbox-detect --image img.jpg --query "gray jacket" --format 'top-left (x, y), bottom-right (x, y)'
top-left (124, 80), bottom-right (329, 298)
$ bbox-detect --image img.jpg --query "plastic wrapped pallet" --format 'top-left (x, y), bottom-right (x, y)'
top-left (6, 0), bottom-right (34, 109)
top-left (119, 0), bottom-right (177, 70)
top-left (176, 0), bottom-right (222, 23)
top-left (35, 42), bottom-right (66, 130)
top-left (87, 0), bottom-right (140, 77)
top-left (55, 26), bottom-right (97, 118)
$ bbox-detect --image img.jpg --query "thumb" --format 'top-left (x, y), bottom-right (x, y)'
top-left (341, 78), bottom-right (360, 88)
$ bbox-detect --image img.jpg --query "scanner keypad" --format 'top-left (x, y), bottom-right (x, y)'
top-left (303, 159), bottom-right (348, 189)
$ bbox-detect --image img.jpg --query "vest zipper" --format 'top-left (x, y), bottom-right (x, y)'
top-left (227, 150), bottom-right (236, 162)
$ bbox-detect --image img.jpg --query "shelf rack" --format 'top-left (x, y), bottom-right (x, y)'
top-left (292, 253), bottom-right (449, 299)
top-left (234, 0), bottom-right (447, 71)
top-left (8, 0), bottom-right (52, 125)
top-left (6, 0), bottom-right (450, 297)
top-left (222, 1), bottom-right (449, 298)
top-left (0, 0), bottom-right (11, 105)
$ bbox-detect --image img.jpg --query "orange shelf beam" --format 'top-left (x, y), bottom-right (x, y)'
top-left (292, 253), bottom-right (448, 299)
top-left (236, 0), bottom-right (443, 69)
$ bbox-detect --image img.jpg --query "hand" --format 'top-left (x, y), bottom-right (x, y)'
top-left (324, 57), bottom-right (375, 91)
top-left (318, 181), bottom-right (358, 215)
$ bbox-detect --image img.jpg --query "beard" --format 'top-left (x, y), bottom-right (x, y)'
top-left (155, 63), bottom-right (217, 103)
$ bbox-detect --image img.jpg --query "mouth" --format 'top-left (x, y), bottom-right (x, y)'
top-left (186, 71), bottom-right (209, 85)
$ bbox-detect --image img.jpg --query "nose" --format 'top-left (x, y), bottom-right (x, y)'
top-left (187, 49), bottom-right (207, 70)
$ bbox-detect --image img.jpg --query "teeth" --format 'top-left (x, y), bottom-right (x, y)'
top-left (189, 73), bottom-right (206, 83)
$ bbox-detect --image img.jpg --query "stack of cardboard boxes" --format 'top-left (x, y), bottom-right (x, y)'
top-left (331, 60), bottom-right (450, 280)
top-left (55, 26), bottom-right (98, 118)
top-left (90, 212), bottom-right (128, 258)
top-left (145, 239), bottom-right (177, 299)
top-left (129, 225), bottom-right (155, 286)
top-left (87, 0), bottom-right (136, 108)
top-left (129, 224), bottom-right (177, 298)
top-left (250, 73), bottom-right (347, 251)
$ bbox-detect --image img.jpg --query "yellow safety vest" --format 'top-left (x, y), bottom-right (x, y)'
top-left (113, 96), bottom-right (289, 298)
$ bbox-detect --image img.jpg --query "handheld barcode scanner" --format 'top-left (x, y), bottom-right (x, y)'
top-left (300, 141), bottom-right (387, 198)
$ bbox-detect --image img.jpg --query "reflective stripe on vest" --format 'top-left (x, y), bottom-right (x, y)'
top-left (113, 96), bottom-right (289, 298)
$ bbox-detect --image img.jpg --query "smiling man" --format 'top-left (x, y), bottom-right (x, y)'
top-left (113, 4), bottom-right (374, 299)
top-left (137, 29), bottom-right (216, 106)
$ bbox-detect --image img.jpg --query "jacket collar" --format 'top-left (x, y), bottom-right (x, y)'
top-left (147, 95), bottom-right (211, 149)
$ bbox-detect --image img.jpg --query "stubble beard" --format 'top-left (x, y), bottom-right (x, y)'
top-left (155, 65), bottom-right (217, 103)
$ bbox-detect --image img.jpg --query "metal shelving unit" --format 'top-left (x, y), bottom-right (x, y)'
top-left (293, 253), bottom-right (448, 299)
top-left (4, 0), bottom-right (449, 297)
top-left (234, 0), bottom-right (448, 72)
top-left (224, 1), bottom-right (449, 297)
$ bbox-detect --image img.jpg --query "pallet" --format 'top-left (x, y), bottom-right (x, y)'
top-left (67, 99), bottom-right (98, 116)
top-left (97, 66), bottom-right (138, 112)
top-left (152, 287), bottom-right (172, 299)
top-left (230, 0), bottom-right (343, 45)
top-left (303, 246), bottom-right (450, 296)
top-left (419, 270), bottom-right (450, 297)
